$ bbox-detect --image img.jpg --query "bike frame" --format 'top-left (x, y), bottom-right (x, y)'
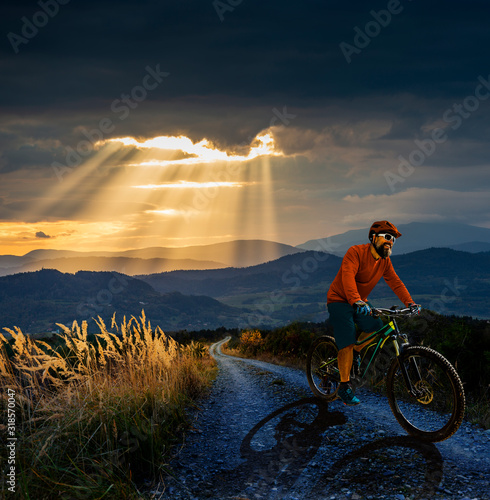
top-left (354, 308), bottom-right (423, 398)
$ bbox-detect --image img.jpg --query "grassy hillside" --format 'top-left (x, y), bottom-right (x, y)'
top-left (0, 269), bottom-right (245, 333)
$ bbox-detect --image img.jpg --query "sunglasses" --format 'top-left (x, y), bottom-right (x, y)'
top-left (376, 233), bottom-right (396, 243)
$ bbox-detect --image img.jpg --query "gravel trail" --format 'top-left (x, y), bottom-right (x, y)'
top-left (153, 338), bottom-right (490, 500)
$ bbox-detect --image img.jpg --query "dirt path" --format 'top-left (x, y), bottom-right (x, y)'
top-left (153, 338), bottom-right (490, 500)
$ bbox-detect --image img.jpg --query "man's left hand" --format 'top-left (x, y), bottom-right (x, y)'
top-left (354, 300), bottom-right (372, 316)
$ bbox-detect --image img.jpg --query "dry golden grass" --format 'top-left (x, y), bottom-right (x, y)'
top-left (0, 311), bottom-right (216, 499)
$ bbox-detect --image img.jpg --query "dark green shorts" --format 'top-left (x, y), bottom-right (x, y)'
top-left (327, 301), bottom-right (383, 350)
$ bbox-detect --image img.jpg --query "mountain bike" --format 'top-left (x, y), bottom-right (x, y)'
top-left (306, 306), bottom-right (466, 442)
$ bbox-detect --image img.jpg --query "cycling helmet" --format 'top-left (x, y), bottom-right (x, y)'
top-left (368, 220), bottom-right (402, 241)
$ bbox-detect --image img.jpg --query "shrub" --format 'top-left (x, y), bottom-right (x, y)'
top-left (238, 329), bottom-right (264, 356)
top-left (262, 322), bottom-right (316, 358)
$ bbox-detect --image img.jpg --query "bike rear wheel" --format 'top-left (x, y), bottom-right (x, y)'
top-left (306, 336), bottom-right (340, 401)
top-left (386, 346), bottom-right (465, 442)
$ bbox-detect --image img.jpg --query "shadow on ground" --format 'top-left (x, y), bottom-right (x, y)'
top-left (211, 397), bottom-right (443, 499)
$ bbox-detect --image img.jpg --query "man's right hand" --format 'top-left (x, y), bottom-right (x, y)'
top-left (408, 302), bottom-right (422, 314)
top-left (354, 300), bottom-right (371, 316)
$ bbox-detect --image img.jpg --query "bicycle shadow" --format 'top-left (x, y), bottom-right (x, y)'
top-left (309, 435), bottom-right (444, 500)
top-left (210, 397), bottom-right (444, 499)
top-left (211, 397), bottom-right (342, 498)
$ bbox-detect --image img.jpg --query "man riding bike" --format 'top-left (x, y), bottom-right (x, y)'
top-left (326, 220), bottom-right (421, 406)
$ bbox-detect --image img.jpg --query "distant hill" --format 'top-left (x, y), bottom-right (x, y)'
top-left (447, 241), bottom-right (490, 253)
top-left (1, 248), bottom-right (489, 334)
top-left (139, 248), bottom-right (490, 321)
top-left (297, 222), bottom-right (490, 256)
top-left (4, 224), bottom-right (489, 278)
top-left (115, 240), bottom-right (301, 266)
top-left (2, 256), bottom-right (225, 276)
top-left (0, 269), bottom-right (247, 333)
top-left (138, 251), bottom-right (343, 297)
top-left (0, 240), bottom-right (301, 277)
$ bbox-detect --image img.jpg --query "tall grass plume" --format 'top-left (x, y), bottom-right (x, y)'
top-left (0, 311), bottom-right (215, 499)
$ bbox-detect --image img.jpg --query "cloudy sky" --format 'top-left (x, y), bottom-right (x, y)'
top-left (1, 0), bottom-right (489, 254)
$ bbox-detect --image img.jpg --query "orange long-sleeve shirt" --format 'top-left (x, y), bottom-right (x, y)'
top-left (327, 243), bottom-right (413, 306)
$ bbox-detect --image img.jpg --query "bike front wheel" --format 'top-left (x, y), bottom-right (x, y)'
top-left (386, 346), bottom-right (465, 442)
top-left (306, 336), bottom-right (340, 401)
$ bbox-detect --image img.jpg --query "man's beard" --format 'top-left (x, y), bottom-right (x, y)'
top-left (375, 241), bottom-right (392, 259)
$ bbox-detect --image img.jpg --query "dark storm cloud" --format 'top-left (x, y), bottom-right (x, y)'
top-left (2, 0), bottom-right (490, 110)
top-left (1, 0), bottom-right (490, 232)
top-left (1, 143), bottom-right (58, 171)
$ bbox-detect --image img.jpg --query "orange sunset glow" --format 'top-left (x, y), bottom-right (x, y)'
top-left (0, 131), bottom-right (284, 255)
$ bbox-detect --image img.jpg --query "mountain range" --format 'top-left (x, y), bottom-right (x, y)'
top-left (298, 222), bottom-right (490, 255)
top-left (1, 222), bottom-right (490, 278)
top-left (0, 240), bottom-right (301, 277)
top-left (138, 247), bottom-right (490, 322)
top-left (0, 269), bottom-right (246, 333)
top-left (0, 246), bottom-right (489, 334)
top-left (1, 222), bottom-right (489, 333)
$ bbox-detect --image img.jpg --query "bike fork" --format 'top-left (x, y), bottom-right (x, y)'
top-left (394, 344), bottom-right (424, 398)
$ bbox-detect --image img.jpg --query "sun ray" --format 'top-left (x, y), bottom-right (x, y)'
top-left (132, 181), bottom-right (250, 189)
top-left (12, 129), bottom-right (285, 252)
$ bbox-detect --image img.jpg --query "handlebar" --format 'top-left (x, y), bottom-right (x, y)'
top-left (371, 306), bottom-right (417, 317)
